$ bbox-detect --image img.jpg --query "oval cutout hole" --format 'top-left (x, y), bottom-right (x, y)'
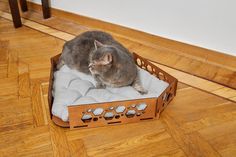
top-left (82, 118), bottom-right (92, 123)
top-left (93, 117), bottom-right (98, 121)
top-left (166, 93), bottom-right (172, 102)
top-left (137, 58), bottom-right (141, 66)
top-left (159, 72), bottom-right (165, 80)
top-left (115, 115), bottom-right (120, 119)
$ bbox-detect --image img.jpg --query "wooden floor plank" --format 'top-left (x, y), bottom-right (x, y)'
top-left (0, 126), bottom-right (53, 157)
top-left (199, 121), bottom-right (236, 157)
top-left (0, 40), bottom-right (9, 78)
top-left (0, 40), bottom-right (9, 63)
top-left (0, 77), bottom-right (18, 96)
top-left (0, 63), bottom-right (7, 79)
top-left (48, 122), bottom-right (71, 157)
top-left (162, 114), bottom-right (221, 157)
top-left (68, 139), bottom-right (88, 157)
top-left (30, 79), bottom-right (48, 127)
top-left (7, 48), bottom-right (18, 77)
top-left (42, 94), bottom-right (72, 157)
top-left (86, 129), bottom-right (179, 157)
top-left (18, 61), bottom-right (31, 98)
top-left (199, 120), bottom-right (236, 141)
top-left (66, 120), bottom-right (166, 148)
top-left (0, 98), bottom-right (33, 132)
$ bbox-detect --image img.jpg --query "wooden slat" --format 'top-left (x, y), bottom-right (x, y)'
top-left (162, 114), bottom-right (221, 157)
top-left (178, 102), bottom-right (236, 133)
top-left (0, 64), bottom-right (7, 78)
top-left (7, 48), bottom-right (18, 77)
top-left (42, 94), bottom-right (72, 157)
top-left (199, 120), bottom-right (236, 141)
top-left (87, 131), bottom-right (179, 157)
top-left (0, 98), bottom-right (33, 132)
top-left (48, 122), bottom-right (71, 156)
top-left (30, 79), bottom-right (48, 127)
top-left (18, 61), bottom-right (31, 97)
top-left (0, 40), bottom-right (9, 78)
top-left (68, 139), bottom-right (88, 157)
top-left (19, 72), bottom-right (30, 97)
top-left (0, 77), bottom-right (18, 96)
top-left (66, 120), bottom-right (172, 156)
top-left (0, 126), bottom-right (53, 156)
top-left (199, 120), bottom-right (236, 157)
top-left (0, 40), bottom-right (9, 63)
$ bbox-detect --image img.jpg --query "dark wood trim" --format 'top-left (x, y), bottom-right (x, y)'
top-left (8, 0), bottom-right (22, 28)
top-left (41, 0), bottom-right (50, 19)
top-left (19, 0), bottom-right (28, 12)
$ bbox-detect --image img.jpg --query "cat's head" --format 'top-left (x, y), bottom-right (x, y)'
top-left (89, 40), bottom-right (116, 75)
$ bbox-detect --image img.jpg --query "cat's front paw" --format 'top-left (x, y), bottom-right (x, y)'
top-left (138, 89), bottom-right (148, 95)
top-left (132, 83), bottom-right (148, 95)
top-left (96, 83), bottom-right (106, 89)
top-left (133, 85), bottom-right (148, 95)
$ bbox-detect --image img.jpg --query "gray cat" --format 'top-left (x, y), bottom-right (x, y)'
top-left (57, 31), bottom-right (147, 94)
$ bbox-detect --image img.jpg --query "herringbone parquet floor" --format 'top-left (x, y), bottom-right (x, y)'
top-left (1, 6), bottom-right (236, 157)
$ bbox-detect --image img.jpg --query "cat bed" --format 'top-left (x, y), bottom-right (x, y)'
top-left (52, 65), bottom-right (169, 122)
top-left (48, 53), bottom-right (178, 129)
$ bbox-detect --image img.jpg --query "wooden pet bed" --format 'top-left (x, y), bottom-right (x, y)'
top-left (48, 53), bottom-right (178, 129)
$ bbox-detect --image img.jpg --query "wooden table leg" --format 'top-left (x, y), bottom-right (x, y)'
top-left (19, 0), bottom-right (28, 12)
top-left (41, 0), bottom-right (51, 19)
top-left (8, 0), bottom-right (22, 28)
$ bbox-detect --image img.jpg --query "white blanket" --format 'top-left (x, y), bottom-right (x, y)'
top-left (52, 65), bottom-right (169, 121)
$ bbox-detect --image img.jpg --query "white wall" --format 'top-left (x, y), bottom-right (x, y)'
top-left (31, 0), bottom-right (236, 56)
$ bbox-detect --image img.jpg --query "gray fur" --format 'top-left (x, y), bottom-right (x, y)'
top-left (58, 31), bottom-right (147, 94)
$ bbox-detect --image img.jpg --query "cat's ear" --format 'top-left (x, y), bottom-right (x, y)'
top-left (94, 40), bottom-right (104, 50)
top-left (101, 53), bottom-right (112, 65)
